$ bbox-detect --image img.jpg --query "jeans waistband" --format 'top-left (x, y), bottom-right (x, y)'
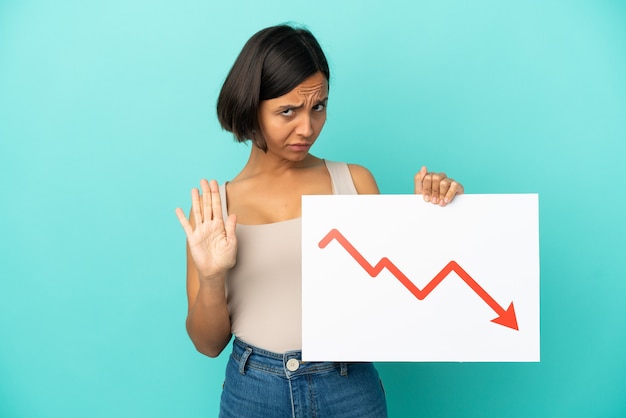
top-left (232, 337), bottom-right (348, 378)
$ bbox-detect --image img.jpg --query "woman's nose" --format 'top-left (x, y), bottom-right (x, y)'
top-left (296, 113), bottom-right (314, 137)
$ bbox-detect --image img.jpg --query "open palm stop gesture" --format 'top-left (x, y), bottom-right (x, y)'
top-left (175, 179), bottom-right (238, 281)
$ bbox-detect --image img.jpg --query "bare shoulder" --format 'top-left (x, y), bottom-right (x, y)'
top-left (347, 164), bottom-right (380, 194)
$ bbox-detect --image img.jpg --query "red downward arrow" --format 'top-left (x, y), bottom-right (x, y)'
top-left (318, 228), bottom-right (519, 331)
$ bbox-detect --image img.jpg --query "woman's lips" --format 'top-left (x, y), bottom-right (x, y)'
top-left (288, 143), bottom-right (312, 152)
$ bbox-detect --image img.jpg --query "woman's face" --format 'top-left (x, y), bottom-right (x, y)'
top-left (257, 71), bottom-right (328, 160)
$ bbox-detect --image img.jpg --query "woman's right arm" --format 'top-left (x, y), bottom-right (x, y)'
top-left (176, 179), bottom-right (238, 358)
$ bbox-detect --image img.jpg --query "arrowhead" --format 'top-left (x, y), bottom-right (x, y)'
top-left (491, 302), bottom-right (519, 330)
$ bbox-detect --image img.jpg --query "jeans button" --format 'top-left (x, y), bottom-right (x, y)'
top-left (286, 358), bottom-right (300, 371)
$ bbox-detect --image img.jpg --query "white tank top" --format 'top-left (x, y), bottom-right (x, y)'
top-left (219, 160), bottom-right (357, 353)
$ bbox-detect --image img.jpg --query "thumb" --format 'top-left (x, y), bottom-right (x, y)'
top-left (175, 207), bottom-right (193, 238)
top-left (414, 166), bottom-right (427, 194)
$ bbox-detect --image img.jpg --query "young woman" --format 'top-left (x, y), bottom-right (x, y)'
top-left (175, 24), bottom-right (463, 418)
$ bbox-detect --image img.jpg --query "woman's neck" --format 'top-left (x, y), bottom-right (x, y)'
top-left (236, 147), bottom-right (323, 180)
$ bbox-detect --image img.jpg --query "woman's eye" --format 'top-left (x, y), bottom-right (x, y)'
top-left (313, 103), bottom-right (326, 112)
top-left (281, 108), bottom-right (294, 116)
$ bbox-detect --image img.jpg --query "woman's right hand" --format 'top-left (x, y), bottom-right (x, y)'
top-left (175, 179), bottom-right (238, 281)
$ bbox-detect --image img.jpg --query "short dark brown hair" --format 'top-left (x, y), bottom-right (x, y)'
top-left (217, 25), bottom-right (330, 151)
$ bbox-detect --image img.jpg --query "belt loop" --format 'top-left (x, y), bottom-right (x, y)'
top-left (239, 346), bottom-right (253, 375)
top-left (340, 362), bottom-right (348, 377)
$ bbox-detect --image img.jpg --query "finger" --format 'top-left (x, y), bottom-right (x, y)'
top-left (414, 166), bottom-right (427, 195)
top-left (423, 174), bottom-right (432, 202)
top-left (438, 177), bottom-right (451, 206)
top-left (200, 179), bottom-right (211, 221)
top-left (175, 207), bottom-right (194, 237)
top-left (443, 180), bottom-right (464, 204)
top-left (209, 179), bottom-right (224, 221)
top-left (191, 187), bottom-right (202, 226)
top-left (430, 173), bottom-right (443, 204)
top-left (422, 171), bottom-right (433, 202)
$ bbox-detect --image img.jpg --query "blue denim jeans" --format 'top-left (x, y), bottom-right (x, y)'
top-left (219, 338), bottom-right (388, 418)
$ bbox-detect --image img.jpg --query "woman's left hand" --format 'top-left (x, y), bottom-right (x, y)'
top-left (414, 166), bottom-right (464, 206)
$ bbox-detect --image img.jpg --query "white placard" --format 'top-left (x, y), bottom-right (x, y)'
top-left (302, 194), bottom-right (539, 362)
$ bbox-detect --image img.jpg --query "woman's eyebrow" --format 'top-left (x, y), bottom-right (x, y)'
top-left (276, 102), bottom-right (303, 111)
top-left (276, 97), bottom-right (328, 110)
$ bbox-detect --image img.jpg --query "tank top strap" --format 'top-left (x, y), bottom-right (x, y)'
top-left (324, 160), bottom-right (358, 195)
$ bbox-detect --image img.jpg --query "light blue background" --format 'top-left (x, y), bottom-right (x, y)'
top-left (1, 1), bottom-right (625, 417)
